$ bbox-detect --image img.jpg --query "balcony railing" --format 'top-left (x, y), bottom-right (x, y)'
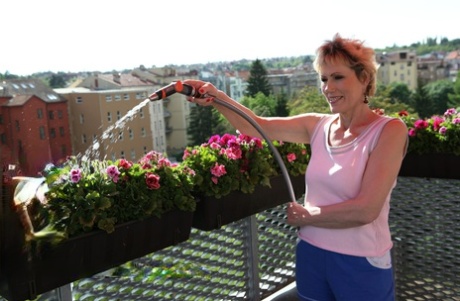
top-left (1, 176), bottom-right (459, 301)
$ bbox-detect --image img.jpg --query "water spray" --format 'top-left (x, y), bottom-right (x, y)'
top-left (150, 81), bottom-right (298, 204)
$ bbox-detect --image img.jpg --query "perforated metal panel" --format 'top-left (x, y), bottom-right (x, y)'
top-left (2, 177), bottom-right (460, 301)
top-left (390, 177), bottom-right (460, 301)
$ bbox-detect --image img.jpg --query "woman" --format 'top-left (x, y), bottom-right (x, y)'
top-left (184, 33), bottom-right (407, 301)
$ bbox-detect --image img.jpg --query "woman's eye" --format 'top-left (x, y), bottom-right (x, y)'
top-left (333, 75), bottom-right (344, 80)
top-left (320, 78), bottom-right (327, 83)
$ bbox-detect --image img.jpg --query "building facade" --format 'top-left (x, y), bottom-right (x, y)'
top-left (376, 50), bottom-right (418, 90)
top-left (0, 79), bottom-right (72, 176)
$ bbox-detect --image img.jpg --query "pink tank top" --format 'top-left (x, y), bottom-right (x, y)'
top-left (298, 114), bottom-right (399, 257)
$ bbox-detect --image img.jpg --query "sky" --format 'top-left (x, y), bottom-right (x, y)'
top-left (1, 0), bottom-right (459, 76)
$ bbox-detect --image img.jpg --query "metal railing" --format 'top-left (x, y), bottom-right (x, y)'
top-left (2, 176), bottom-right (459, 301)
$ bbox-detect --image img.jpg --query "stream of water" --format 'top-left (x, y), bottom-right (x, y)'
top-left (82, 97), bottom-right (152, 161)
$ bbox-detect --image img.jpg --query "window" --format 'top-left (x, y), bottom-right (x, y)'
top-left (1, 133), bottom-right (6, 144)
top-left (139, 108), bottom-right (144, 118)
top-left (48, 110), bottom-right (54, 120)
top-left (61, 145), bottom-right (67, 156)
top-left (105, 95), bottom-right (112, 102)
top-left (80, 114), bottom-right (84, 124)
top-left (59, 127), bottom-right (65, 136)
top-left (76, 96), bottom-right (83, 103)
top-left (107, 112), bottom-right (112, 122)
top-left (111, 152), bottom-right (116, 161)
top-left (115, 94), bottom-right (121, 101)
top-left (58, 110), bottom-right (63, 119)
top-left (82, 134), bottom-right (87, 143)
top-left (129, 129), bottom-right (134, 139)
top-left (141, 127), bottom-right (146, 137)
top-left (0, 115), bottom-right (3, 124)
top-left (117, 111), bottom-right (121, 120)
top-left (15, 120), bottom-right (20, 131)
top-left (39, 126), bottom-right (46, 140)
top-left (143, 146), bottom-right (147, 154)
top-left (136, 92), bottom-right (143, 100)
top-left (118, 131), bottom-right (124, 141)
top-left (131, 149), bottom-right (136, 160)
top-left (50, 128), bottom-right (56, 138)
top-left (124, 93), bottom-right (129, 100)
top-left (37, 109), bottom-right (43, 119)
top-left (120, 151), bottom-right (125, 158)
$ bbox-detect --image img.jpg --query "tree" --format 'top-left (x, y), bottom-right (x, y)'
top-left (245, 59), bottom-right (272, 97)
top-left (424, 79), bottom-right (455, 115)
top-left (275, 91), bottom-right (289, 117)
top-left (241, 92), bottom-right (277, 117)
top-left (287, 86), bottom-right (329, 116)
top-left (448, 71), bottom-right (460, 109)
top-left (388, 82), bottom-right (413, 106)
top-left (412, 80), bottom-right (433, 118)
top-left (48, 73), bottom-right (67, 88)
top-left (187, 105), bottom-right (222, 146)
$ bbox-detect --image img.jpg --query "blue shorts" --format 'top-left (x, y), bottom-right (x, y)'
top-left (296, 239), bottom-right (395, 301)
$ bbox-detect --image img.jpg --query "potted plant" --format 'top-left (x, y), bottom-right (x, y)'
top-left (1, 151), bottom-right (196, 301)
top-left (181, 133), bottom-right (309, 230)
top-left (397, 108), bottom-right (460, 179)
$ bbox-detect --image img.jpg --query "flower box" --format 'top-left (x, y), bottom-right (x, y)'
top-left (0, 181), bottom-right (193, 301)
top-left (398, 153), bottom-right (460, 179)
top-left (192, 174), bottom-right (305, 231)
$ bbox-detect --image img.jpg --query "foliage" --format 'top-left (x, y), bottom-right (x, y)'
top-left (448, 71), bottom-right (460, 109)
top-left (187, 104), bottom-right (223, 146)
top-left (241, 92), bottom-right (277, 117)
top-left (398, 108), bottom-right (460, 155)
top-left (182, 133), bottom-right (278, 198)
top-left (43, 151), bottom-right (196, 238)
top-left (288, 86), bottom-right (329, 115)
top-left (424, 79), bottom-right (455, 115)
top-left (272, 141), bottom-right (310, 177)
top-left (245, 59), bottom-right (272, 97)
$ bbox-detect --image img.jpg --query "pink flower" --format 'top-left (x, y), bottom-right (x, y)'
top-left (287, 153), bottom-right (297, 163)
top-left (432, 116), bottom-right (444, 131)
top-left (69, 168), bottom-right (82, 183)
top-left (439, 126), bottom-right (447, 135)
top-left (453, 118), bottom-right (460, 125)
top-left (414, 119), bottom-right (429, 130)
top-left (408, 128), bottom-right (416, 137)
top-left (225, 147), bottom-right (242, 160)
top-left (210, 163), bottom-right (227, 178)
top-left (209, 142), bottom-right (221, 149)
top-left (118, 159), bottom-right (132, 169)
top-left (145, 172), bottom-right (161, 190)
top-left (444, 108), bottom-right (457, 116)
top-left (106, 165), bottom-right (120, 183)
top-left (158, 157), bottom-right (171, 168)
top-left (182, 149), bottom-right (191, 160)
top-left (211, 177), bottom-right (219, 184)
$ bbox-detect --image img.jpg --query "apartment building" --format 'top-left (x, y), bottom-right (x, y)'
top-left (0, 79), bottom-right (72, 176)
top-left (376, 50), bottom-right (418, 90)
top-left (131, 66), bottom-right (199, 156)
top-left (56, 73), bottom-right (167, 162)
top-left (417, 52), bottom-right (450, 85)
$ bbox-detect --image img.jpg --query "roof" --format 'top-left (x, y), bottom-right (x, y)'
top-left (0, 79), bottom-right (65, 103)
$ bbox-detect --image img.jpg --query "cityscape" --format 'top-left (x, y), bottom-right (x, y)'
top-left (1, 43), bottom-right (459, 177)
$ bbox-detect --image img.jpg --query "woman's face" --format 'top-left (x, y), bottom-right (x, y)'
top-left (319, 61), bottom-right (367, 114)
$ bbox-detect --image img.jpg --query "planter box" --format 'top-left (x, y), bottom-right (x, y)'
top-left (398, 153), bottom-right (460, 180)
top-left (0, 182), bottom-right (193, 301)
top-left (192, 174), bottom-right (305, 231)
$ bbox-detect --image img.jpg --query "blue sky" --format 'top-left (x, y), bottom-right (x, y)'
top-left (1, 0), bottom-right (458, 76)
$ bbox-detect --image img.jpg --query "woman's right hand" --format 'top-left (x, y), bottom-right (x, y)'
top-left (183, 79), bottom-right (220, 106)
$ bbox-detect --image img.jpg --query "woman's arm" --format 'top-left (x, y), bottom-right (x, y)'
top-left (183, 79), bottom-right (323, 144)
top-left (287, 119), bottom-right (408, 228)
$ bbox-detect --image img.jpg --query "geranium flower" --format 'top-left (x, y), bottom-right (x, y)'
top-left (414, 119), bottom-right (429, 129)
top-left (118, 159), bottom-right (133, 169)
top-left (145, 172), bottom-right (161, 190)
top-left (69, 168), bottom-right (82, 183)
top-left (287, 153), bottom-right (297, 163)
top-left (210, 163), bottom-right (227, 178)
top-left (106, 165), bottom-right (120, 183)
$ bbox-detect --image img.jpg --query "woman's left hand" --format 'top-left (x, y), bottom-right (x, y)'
top-left (286, 201), bottom-right (310, 227)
